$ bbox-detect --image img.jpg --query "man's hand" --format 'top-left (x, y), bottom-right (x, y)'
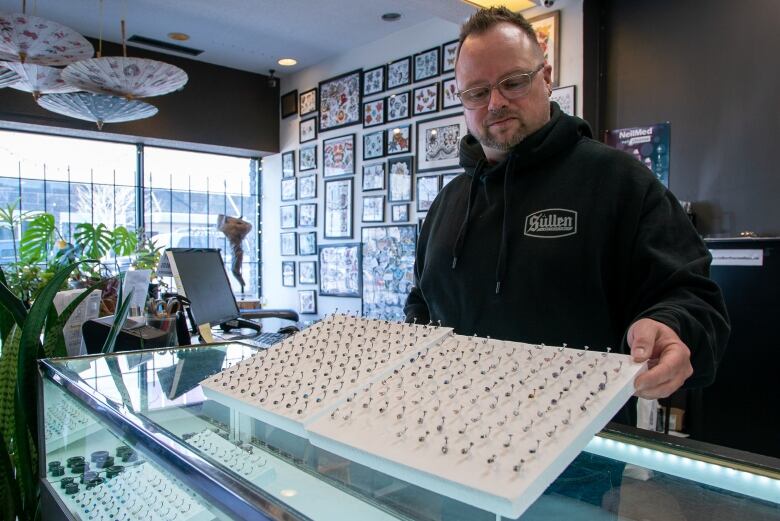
top-left (627, 318), bottom-right (693, 399)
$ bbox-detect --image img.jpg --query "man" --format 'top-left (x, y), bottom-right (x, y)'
top-left (404, 7), bottom-right (729, 411)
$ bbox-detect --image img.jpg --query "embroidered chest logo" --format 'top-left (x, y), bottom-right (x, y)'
top-left (524, 208), bottom-right (578, 238)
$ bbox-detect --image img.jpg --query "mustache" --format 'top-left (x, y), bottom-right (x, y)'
top-left (483, 108), bottom-right (520, 126)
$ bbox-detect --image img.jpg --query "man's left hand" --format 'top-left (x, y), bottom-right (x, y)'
top-left (627, 318), bottom-right (693, 399)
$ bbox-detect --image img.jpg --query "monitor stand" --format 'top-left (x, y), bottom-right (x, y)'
top-left (219, 318), bottom-right (262, 334)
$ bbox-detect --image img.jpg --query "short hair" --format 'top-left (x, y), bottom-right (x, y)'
top-left (457, 7), bottom-right (543, 62)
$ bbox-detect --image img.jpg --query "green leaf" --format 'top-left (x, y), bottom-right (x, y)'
top-left (74, 223), bottom-right (112, 259)
top-left (0, 430), bottom-right (21, 521)
top-left (0, 325), bottom-right (21, 453)
top-left (112, 226), bottom-right (137, 257)
top-left (19, 213), bottom-right (56, 264)
top-left (13, 388), bottom-right (37, 518)
top-left (0, 270), bottom-right (28, 331)
top-left (102, 289), bottom-right (134, 354)
top-left (42, 280), bottom-right (106, 359)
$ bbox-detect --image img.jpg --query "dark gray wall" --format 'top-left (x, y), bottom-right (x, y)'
top-left (603, 0), bottom-right (780, 236)
top-left (0, 39), bottom-right (279, 156)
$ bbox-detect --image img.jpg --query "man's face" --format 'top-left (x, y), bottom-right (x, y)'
top-left (455, 23), bottom-right (552, 161)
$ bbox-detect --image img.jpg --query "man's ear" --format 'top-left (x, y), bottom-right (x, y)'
top-left (543, 63), bottom-right (553, 92)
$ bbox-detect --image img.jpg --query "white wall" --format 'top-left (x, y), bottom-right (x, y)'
top-left (263, 1), bottom-right (583, 320)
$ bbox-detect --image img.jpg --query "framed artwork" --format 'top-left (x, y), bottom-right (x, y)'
top-left (280, 232), bottom-right (297, 256)
top-left (280, 204), bottom-right (297, 229)
top-left (298, 231), bottom-right (317, 256)
top-left (363, 65), bottom-right (385, 96)
top-left (299, 290), bottom-right (317, 314)
top-left (299, 145), bottom-right (317, 172)
top-left (386, 90), bottom-right (410, 122)
top-left (363, 129), bottom-right (385, 160)
top-left (413, 83), bottom-right (439, 116)
top-left (299, 117), bottom-right (318, 143)
top-left (298, 202), bottom-right (317, 228)
top-left (387, 56), bottom-right (411, 89)
top-left (417, 175), bottom-right (440, 212)
top-left (362, 98), bottom-right (385, 128)
top-left (362, 195), bottom-right (385, 223)
top-left (319, 69), bottom-right (362, 131)
top-left (298, 175), bottom-right (317, 199)
top-left (281, 89), bottom-right (298, 118)
top-left (529, 10), bottom-right (561, 86)
top-left (416, 113), bottom-right (467, 173)
top-left (441, 77), bottom-right (461, 109)
top-left (441, 39), bottom-right (458, 73)
top-left (324, 178), bottom-right (353, 239)
top-left (386, 124), bottom-right (411, 155)
top-left (391, 203), bottom-right (409, 223)
top-left (551, 85), bottom-right (576, 116)
top-left (318, 243), bottom-right (361, 297)
top-left (323, 134), bottom-right (355, 178)
top-left (414, 47), bottom-right (440, 82)
top-left (362, 162), bottom-right (385, 191)
top-left (388, 155), bottom-right (413, 203)
top-left (281, 178), bottom-right (296, 201)
top-left (282, 261), bottom-right (296, 287)
top-left (442, 172), bottom-right (460, 188)
top-left (299, 88), bottom-right (318, 116)
top-left (282, 151), bottom-right (295, 178)
top-left (298, 260), bottom-right (317, 285)
top-left (361, 225), bottom-right (417, 321)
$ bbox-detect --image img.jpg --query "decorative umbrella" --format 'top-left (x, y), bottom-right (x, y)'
top-left (2, 61), bottom-right (79, 98)
top-left (37, 91), bottom-right (158, 130)
top-left (62, 56), bottom-right (188, 99)
top-left (0, 65), bottom-right (20, 87)
top-left (0, 12), bottom-right (94, 65)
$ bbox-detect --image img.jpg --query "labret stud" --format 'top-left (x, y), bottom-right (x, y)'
top-left (441, 436), bottom-right (449, 454)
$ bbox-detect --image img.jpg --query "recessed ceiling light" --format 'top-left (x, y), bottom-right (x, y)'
top-left (277, 58), bottom-right (297, 66)
top-left (381, 12), bottom-right (401, 21)
top-left (167, 32), bottom-right (190, 41)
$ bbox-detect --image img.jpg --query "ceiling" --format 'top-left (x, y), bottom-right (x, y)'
top-left (0, 0), bottom-right (478, 75)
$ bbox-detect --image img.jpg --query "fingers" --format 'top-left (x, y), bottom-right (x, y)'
top-left (634, 343), bottom-right (693, 400)
top-left (627, 318), bottom-right (660, 362)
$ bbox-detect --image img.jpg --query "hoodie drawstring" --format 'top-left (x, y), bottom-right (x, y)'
top-left (494, 157), bottom-right (514, 294)
top-left (451, 159), bottom-right (484, 269)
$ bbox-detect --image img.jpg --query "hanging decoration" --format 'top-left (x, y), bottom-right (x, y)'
top-left (37, 91), bottom-right (158, 130)
top-left (2, 61), bottom-right (79, 98)
top-left (0, 65), bottom-right (21, 88)
top-left (0, 12), bottom-right (94, 65)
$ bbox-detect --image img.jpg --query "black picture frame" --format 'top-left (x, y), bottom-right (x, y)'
top-left (388, 155), bottom-right (414, 203)
top-left (282, 261), bottom-right (296, 287)
top-left (324, 178), bottom-right (353, 239)
top-left (412, 82), bottom-right (439, 116)
top-left (441, 77), bottom-right (461, 109)
top-left (298, 260), bottom-right (317, 285)
top-left (322, 134), bottom-right (355, 178)
top-left (281, 89), bottom-right (298, 119)
top-left (298, 231), bottom-right (317, 256)
top-left (298, 174), bottom-right (317, 200)
top-left (318, 242), bottom-right (362, 298)
top-left (282, 150), bottom-right (295, 178)
top-left (281, 178), bottom-right (296, 201)
top-left (362, 162), bottom-right (385, 191)
top-left (298, 202), bottom-right (317, 228)
top-left (363, 129), bottom-right (385, 160)
top-left (362, 195), bottom-right (385, 223)
top-left (386, 124), bottom-right (411, 156)
top-left (416, 113), bottom-right (467, 173)
top-left (416, 175), bottom-right (441, 213)
top-left (299, 116), bottom-right (318, 144)
top-left (362, 98), bottom-right (386, 128)
top-left (386, 90), bottom-right (410, 122)
top-left (319, 69), bottom-right (362, 132)
top-left (298, 289), bottom-right (317, 314)
top-left (299, 88), bottom-right (318, 116)
top-left (299, 144), bottom-right (317, 172)
top-left (391, 203), bottom-right (409, 223)
top-left (414, 47), bottom-right (440, 82)
top-left (280, 232), bottom-right (297, 256)
top-left (363, 65), bottom-right (385, 96)
top-left (441, 39), bottom-right (459, 73)
top-left (280, 204), bottom-right (297, 229)
top-left (387, 56), bottom-right (411, 89)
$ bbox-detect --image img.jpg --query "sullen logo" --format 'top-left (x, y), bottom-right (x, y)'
top-left (524, 208), bottom-right (578, 238)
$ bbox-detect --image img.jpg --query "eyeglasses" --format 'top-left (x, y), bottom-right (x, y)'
top-left (456, 64), bottom-right (545, 109)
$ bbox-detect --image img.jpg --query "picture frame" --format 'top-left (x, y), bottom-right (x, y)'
top-left (361, 225), bottom-right (417, 321)
top-left (441, 77), bottom-right (461, 109)
top-left (298, 289), bottom-right (317, 314)
top-left (298, 231), bottom-right (317, 256)
top-left (386, 90), bottom-right (410, 122)
top-left (529, 10), bottom-right (561, 86)
top-left (363, 65), bottom-right (385, 96)
top-left (362, 98), bottom-right (385, 128)
top-left (323, 134), bottom-right (355, 178)
top-left (324, 178), bottom-right (353, 239)
top-left (416, 113), bottom-right (467, 173)
top-left (413, 82), bottom-right (439, 116)
top-left (298, 260), bottom-right (317, 285)
top-left (282, 151), bottom-right (295, 178)
top-left (299, 145), bottom-right (317, 172)
top-left (280, 204), bottom-right (297, 229)
top-left (299, 88), bottom-right (318, 116)
top-left (362, 129), bottom-right (385, 160)
top-left (441, 39), bottom-right (458, 73)
top-left (281, 178), bottom-right (296, 201)
top-left (281, 89), bottom-right (298, 119)
top-left (280, 232), bottom-right (297, 256)
top-left (299, 117), bottom-right (318, 143)
top-left (319, 69), bottom-right (362, 132)
top-left (391, 203), bottom-right (409, 223)
top-left (551, 85), bottom-right (576, 116)
top-left (417, 175), bottom-right (441, 212)
top-left (298, 174), bottom-right (317, 200)
top-left (442, 172), bottom-right (460, 188)
top-left (386, 124), bottom-right (411, 155)
top-left (362, 195), bottom-right (385, 223)
top-left (387, 56), bottom-right (411, 89)
top-left (362, 162), bottom-right (385, 191)
top-left (388, 155), bottom-right (413, 203)
top-left (414, 47), bottom-right (440, 82)
top-left (318, 242), bottom-right (362, 297)
top-left (282, 261), bottom-right (296, 287)
top-left (298, 202), bottom-right (317, 228)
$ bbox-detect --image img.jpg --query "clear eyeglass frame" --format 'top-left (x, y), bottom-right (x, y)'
top-left (456, 63), bottom-right (545, 109)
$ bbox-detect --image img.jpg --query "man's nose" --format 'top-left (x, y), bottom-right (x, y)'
top-left (486, 86), bottom-right (510, 112)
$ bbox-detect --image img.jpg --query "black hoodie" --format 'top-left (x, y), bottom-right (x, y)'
top-left (405, 104), bottom-right (729, 392)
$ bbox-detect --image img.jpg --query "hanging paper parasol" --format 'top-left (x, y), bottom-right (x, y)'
top-left (37, 91), bottom-right (158, 130)
top-left (0, 12), bottom-right (94, 65)
top-left (2, 61), bottom-right (79, 98)
top-left (0, 65), bottom-right (20, 87)
top-left (62, 56), bottom-right (188, 99)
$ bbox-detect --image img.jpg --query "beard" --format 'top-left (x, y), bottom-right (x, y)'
top-left (468, 108), bottom-right (527, 151)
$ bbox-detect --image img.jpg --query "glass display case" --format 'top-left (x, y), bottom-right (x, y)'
top-left (39, 343), bottom-right (780, 521)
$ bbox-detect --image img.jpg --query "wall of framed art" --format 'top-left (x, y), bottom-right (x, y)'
top-left (263, 2), bottom-right (585, 318)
